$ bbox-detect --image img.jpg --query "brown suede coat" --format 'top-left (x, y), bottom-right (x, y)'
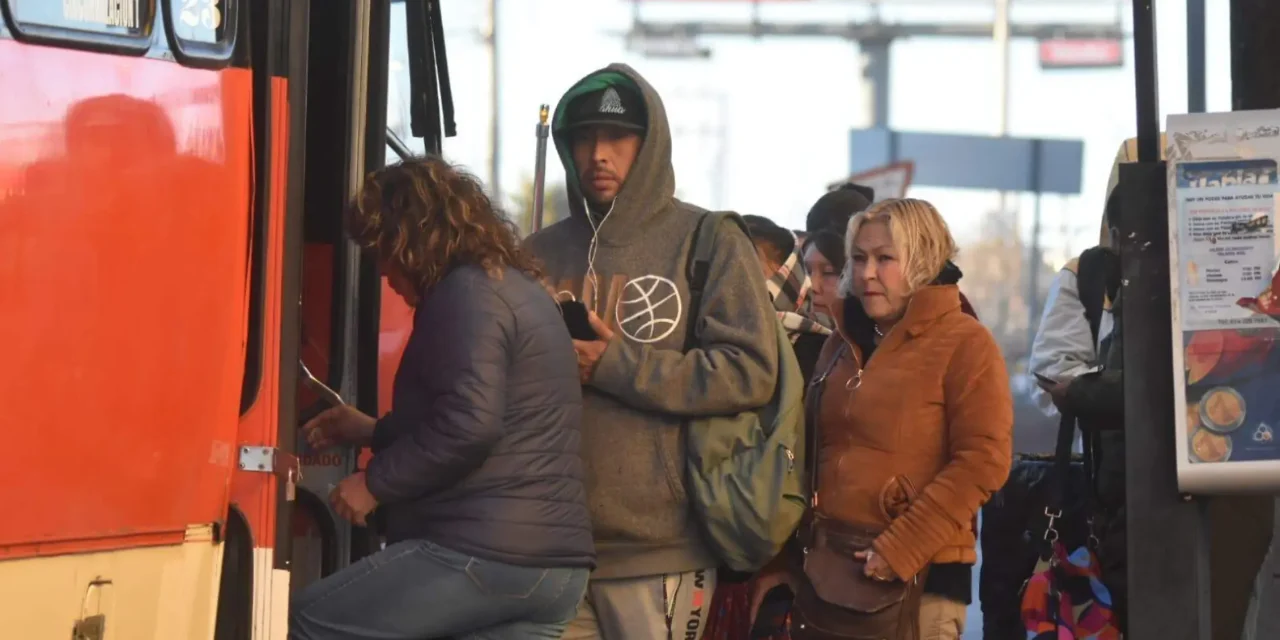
top-left (812, 285), bottom-right (1013, 580)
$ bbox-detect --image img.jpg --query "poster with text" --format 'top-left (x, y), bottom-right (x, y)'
top-left (1174, 160), bottom-right (1278, 332)
top-left (1168, 112), bottom-right (1280, 469)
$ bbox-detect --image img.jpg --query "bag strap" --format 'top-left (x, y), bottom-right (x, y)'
top-left (1044, 411), bottom-right (1077, 517)
top-left (684, 212), bottom-right (725, 351)
top-left (1041, 408), bottom-right (1101, 554)
top-left (805, 343), bottom-right (846, 505)
top-left (1076, 247), bottom-right (1109, 348)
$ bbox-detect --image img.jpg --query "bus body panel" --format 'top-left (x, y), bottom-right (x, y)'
top-left (0, 525), bottom-right (223, 638)
top-left (0, 40), bottom-right (254, 559)
top-left (228, 75), bottom-right (294, 640)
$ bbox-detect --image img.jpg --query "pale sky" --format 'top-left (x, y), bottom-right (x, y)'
top-left (390, 0), bottom-right (1235, 265)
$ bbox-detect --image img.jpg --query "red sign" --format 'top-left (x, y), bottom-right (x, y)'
top-left (1038, 39), bottom-right (1124, 69)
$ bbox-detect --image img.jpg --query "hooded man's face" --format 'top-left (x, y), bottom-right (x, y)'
top-left (570, 124), bottom-right (642, 206)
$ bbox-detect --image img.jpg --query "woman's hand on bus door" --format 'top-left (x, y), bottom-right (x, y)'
top-left (303, 405), bottom-right (377, 450)
top-left (330, 472), bottom-right (379, 527)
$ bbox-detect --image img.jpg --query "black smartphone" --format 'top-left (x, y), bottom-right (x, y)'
top-left (559, 300), bottom-right (598, 341)
top-left (1033, 372), bottom-right (1056, 386)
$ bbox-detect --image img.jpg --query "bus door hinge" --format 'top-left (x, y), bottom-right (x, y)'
top-left (238, 446), bottom-right (302, 501)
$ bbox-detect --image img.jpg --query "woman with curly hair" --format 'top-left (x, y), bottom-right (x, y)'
top-left (290, 157), bottom-right (594, 640)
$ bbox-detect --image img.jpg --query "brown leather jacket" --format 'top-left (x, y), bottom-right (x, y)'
top-left (811, 285), bottom-right (1013, 580)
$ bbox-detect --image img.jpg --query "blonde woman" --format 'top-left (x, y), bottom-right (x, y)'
top-left (752, 199), bottom-right (1013, 640)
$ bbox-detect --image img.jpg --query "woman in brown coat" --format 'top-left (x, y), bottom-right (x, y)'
top-left (754, 198), bottom-right (1014, 639)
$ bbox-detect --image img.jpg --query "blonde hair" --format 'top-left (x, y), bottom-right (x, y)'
top-left (838, 198), bottom-right (957, 298)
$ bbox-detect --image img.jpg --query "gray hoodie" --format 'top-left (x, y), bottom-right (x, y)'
top-left (524, 64), bottom-right (779, 579)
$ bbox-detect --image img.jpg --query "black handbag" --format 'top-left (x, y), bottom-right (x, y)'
top-left (978, 411), bottom-right (1097, 639)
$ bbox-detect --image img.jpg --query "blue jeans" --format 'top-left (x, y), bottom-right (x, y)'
top-left (289, 539), bottom-right (590, 640)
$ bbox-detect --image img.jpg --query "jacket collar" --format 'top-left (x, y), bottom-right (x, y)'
top-left (832, 284), bottom-right (963, 346)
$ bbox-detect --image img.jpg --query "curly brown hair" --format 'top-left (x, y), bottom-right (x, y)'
top-left (346, 157), bottom-right (541, 292)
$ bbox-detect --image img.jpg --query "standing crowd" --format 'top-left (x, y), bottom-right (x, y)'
top-left (283, 64), bottom-right (1270, 640)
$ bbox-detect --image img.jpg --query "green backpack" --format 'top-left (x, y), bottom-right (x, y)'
top-left (683, 211), bottom-right (808, 572)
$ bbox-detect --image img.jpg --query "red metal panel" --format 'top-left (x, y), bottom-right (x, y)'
top-left (0, 41), bottom-right (252, 558)
top-left (377, 280), bottom-right (413, 417)
top-left (230, 76), bottom-right (292, 549)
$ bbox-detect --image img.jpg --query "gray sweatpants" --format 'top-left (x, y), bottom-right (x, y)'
top-left (561, 569), bottom-right (717, 640)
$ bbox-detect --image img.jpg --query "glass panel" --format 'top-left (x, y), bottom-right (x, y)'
top-left (169, 0), bottom-right (232, 46)
top-left (385, 1), bottom-right (426, 162)
top-left (7, 0), bottom-right (150, 39)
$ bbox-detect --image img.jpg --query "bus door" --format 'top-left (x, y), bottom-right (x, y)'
top-left (287, 0), bottom-right (458, 594)
top-left (287, 0), bottom-right (377, 592)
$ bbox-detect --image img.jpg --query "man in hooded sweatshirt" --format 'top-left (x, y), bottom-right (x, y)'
top-left (524, 64), bottom-right (780, 640)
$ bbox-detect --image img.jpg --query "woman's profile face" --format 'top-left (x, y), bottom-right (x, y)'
top-left (802, 243), bottom-right (839, 315)
top-left (849, 220), bottom-right (908, 325)
top-left (381, 261), bottom-right (420, 307)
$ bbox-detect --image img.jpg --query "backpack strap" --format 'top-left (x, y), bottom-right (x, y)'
top-left (684, 212), bottom-right (749, 351)
top-left (1076, 246), bottom-right (1111, 349)
top-left (804, 343), bottom-right (846, 505)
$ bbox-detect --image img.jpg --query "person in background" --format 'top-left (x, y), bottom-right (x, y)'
top-left (1027, 217), bottom-right (1117, 422)
top-left (801, 184), bottom-right (873, 329)
top-left (800, 230), bottom-right (845, 325)
top-left (753, 198), bottom-right (1013, 640)
top-left (802, 185), bottom-right (978, 322)
top-left (1038, 188), bottom-right (1272, 640)
top-left (700, 215), bottom-right (833, 640)
top-left (743, 214), bottom-right (832, 381)
top-left (805, 182), bottom-right (874, 236)
top-left (290, 157), bottom-right (593, 640)
top-left (525, 63), bottom-right (779, 640)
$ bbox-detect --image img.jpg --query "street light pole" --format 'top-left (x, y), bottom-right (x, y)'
top-left (487, 0), bottom-right (501, 202)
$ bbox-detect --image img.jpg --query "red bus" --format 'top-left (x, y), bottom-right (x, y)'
top-left (0, 1), bottom-right (446, 636)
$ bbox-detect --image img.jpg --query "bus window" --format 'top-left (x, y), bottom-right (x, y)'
top-left (386, 0), bottom-right (454, 156)
top-left (385, 2), bottom-right (425, 161)
top-left (1, 0), bottom-right (152, 51)
top-left (170, 0), bottom-right (228, 43)
top-left (161, 0), bottom-right (238, 65)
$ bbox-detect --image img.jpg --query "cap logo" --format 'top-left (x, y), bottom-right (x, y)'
top-left (598, 87), bottom-right (626, 115)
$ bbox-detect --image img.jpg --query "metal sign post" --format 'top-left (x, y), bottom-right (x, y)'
top-left (1122, 1), bottom-right (1213, 638)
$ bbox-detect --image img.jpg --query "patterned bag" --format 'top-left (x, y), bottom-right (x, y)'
top-left (1020, 539), bottom-right (1121, 639)
top-left (1019, 410), bottom-right (1122, 639)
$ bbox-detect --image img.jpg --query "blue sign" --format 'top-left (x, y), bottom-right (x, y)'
top-left (849, 128), bottom-right (1086, 195)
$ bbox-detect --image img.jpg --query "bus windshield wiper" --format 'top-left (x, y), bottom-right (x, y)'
top-left (404, 0), bottom-right (456, 153)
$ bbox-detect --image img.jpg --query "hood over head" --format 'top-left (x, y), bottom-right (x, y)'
top-left (551, 63), bottom-right (674, 246)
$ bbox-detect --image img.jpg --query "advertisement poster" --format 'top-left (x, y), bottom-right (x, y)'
top-left (1174, 159), bottom-right (1278, 332)
top-left (1167, 111), bottom-right (1280, 475)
